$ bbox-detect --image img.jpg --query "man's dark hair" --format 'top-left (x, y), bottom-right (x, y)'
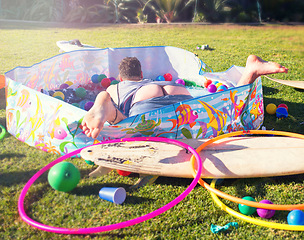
top-left (118, 57), bottom-right (142, 80)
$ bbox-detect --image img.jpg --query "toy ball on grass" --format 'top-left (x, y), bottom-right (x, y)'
top-left (238, 196), bottom-right (257, 215)
top-left (163, 73), bottom-right (173, 81)
top-left (266, 103), bottom-right (277, 115)
top-left (257, 200), bottom-right (275, 219)
top-left (276, 107), bottom-right (288, 119)
top-left (278, 103), bottom-right (288, 111)
top-left (48, 162), bottom-right (80, 192)
top-left (117, 169), bottom-right (132, 176)
top-left (287, 210), bottom-right (304, 225)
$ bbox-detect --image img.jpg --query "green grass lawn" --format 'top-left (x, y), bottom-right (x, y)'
top-left (0, 22), bottom-right (304, 239)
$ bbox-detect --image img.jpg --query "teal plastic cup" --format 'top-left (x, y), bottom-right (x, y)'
top-left (99, 187), bottom-right (126, 204)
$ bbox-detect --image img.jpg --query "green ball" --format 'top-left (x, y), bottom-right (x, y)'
top-left (238, 196), bottom-right (257, 215)
top-left (110, 80), bottom-right (120, 85)
top-left (97, 74), bottom-right (107, 83)
top-left (48, 162), bottom-right (80, 192)
top-left (75, 87), bottom-right (87, 98)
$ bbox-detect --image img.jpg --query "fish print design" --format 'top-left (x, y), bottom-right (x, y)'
top-left (167, 104), bottom-right (198, 131)
top-left (197, 100), bottom-right (227, 137)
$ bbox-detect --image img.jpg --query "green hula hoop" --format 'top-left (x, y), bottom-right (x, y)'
top-left (0, 124), bottom-right (6, 140)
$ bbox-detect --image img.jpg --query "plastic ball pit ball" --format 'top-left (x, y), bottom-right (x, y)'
top-left (156, 75), bottom-right (165, 81)
top-left (175, 79), bottom-right (185, 85)
top-left (257, 200), bottom-right (275, 219)
top-left (47, 162), bottom-right (80, 192)
top-left (52, 91), bottom-right (65, 100)
top-left (238, 196), bottom-right (257, 215)
top-left (278, 103), bottom-right (288, 111)
top-left (204, 79), bottom-right (212, 88)
top-left (207, 84), bottom-right (217, 93)
top-left (98, 74), bottom-right (107, 83)
top-left (117, 169), bottom-right (132, 176)
top-left (84, 101), bottom-right (94, 111)
top-left (110, 80), bottom-right (120, 85)
top-left (163, 73), bottom-right (173, 81)
top-left (287, 210), bottom-right (304, 225)
top-left (91, 74), bottom-right (99, 83)
top-left (276, 107), bottom-right (288, 119)
top-left (217, 85), bottom-right (228, 92)
top-left (75, 87), bottom-right (87, 98)
top-left (65, 80), bottom-right (73, 86)
top-left (266, 103), bottom-right (277, 115)
top-left (101, 78), bottom-right (111, 88)
top-left (59, 83), bottom-right (69, 89)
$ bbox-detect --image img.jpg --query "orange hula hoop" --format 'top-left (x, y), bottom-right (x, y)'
top-left (191, 130), bottom-right (304, 211)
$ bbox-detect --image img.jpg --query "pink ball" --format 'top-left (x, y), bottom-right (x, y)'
top-left (101, 78), bottom-right (111, 88)
top-left (207, 84), bottom-right (217, 93)
top-left (84, 101), bottom-right (94, 111)
top-left (175, 79), bottom-right (185, 85)
top-left (163, 73), bottom-right (173, 81)
top-left (257, 200), bottom-right (275, 219)
top-left (278, 103), bottom-right (288, 111)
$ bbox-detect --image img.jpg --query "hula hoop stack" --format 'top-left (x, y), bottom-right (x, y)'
top-left (190, 130), bottom-right (304, 231)
top-left (17, 130), bottom-right (304, 234)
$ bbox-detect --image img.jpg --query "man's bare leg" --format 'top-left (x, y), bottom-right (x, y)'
top-left (81, 91), bottom-right (126, 139)
top-left (237, 55), bottom-right (288, 86)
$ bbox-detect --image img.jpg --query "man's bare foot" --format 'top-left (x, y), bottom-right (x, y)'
top-left (238, 55), bottom-right (288, 86)
top-left (81, 106), bottom-right (108, 139)
top-left (81, 92), bottom-right (117, 139)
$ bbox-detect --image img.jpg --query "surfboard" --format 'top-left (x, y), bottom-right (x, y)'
top-left (56, 40), bottom-right (99, 52)
top-left (80, 136), bottom-right (304, 179)
top-left (265, 76), bottom-right (304, 90)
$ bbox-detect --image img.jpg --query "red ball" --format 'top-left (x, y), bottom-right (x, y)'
top-left (204, 79), bottom-right (212, 88)
top-left (116, 169), bottom-right (132, 176)
top-left (163, 73), bottom-right (173, 81)
top-left (278, 103), bottom-right (288, 111)
top-left (101, 78), bottom-right (111, 88)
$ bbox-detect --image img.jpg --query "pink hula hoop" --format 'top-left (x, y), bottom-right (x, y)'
top-left (18, 137), bottom-right (202, 234)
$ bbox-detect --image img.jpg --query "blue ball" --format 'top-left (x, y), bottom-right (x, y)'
top-left (287, 210), bottom-right (304, 225)
top-left (156, 75), bottom-right (165, 81)
top-left (91, 74), bottom-right (99, 83)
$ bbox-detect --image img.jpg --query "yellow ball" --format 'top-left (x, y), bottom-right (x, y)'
top-left (266, 103), bottom-right (277, 115)
top-left (65, 80), bottom-right (73, 86)
top-left (53, 91), bottom-right (65, 100)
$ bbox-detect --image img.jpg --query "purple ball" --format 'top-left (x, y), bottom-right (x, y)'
top-left (84, 101), bottom-right (94, 111)
top-left (207, 84), bottom-right (217, 93)
top-left (257, 200), bottom-right (275, 219)
top-left (60, 83), bottom-right (69, 89)
top-left (175, 79), bottom-right (185, 85)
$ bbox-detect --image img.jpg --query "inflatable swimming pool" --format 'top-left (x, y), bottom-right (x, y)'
top-left (4, 46), bottom-right (263, 155)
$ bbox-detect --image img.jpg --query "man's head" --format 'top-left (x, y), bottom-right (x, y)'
top-left (118, 57), bottom-right (142, 81)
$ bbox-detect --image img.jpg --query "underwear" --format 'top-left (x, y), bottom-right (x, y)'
top-left (117, 79), bottom-right (187, 117)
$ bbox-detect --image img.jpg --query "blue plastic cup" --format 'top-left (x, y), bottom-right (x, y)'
top-left (99, 187), bottom-right (126, 204)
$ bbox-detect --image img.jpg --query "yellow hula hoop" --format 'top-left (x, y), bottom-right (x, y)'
top-left (210, 179), bottom-right (304, 231)
top-left (190, 130), bottom-right (304, 211)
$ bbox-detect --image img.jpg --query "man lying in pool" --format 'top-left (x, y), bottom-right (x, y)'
top-left (81, 55), bottom-right (288, 139)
